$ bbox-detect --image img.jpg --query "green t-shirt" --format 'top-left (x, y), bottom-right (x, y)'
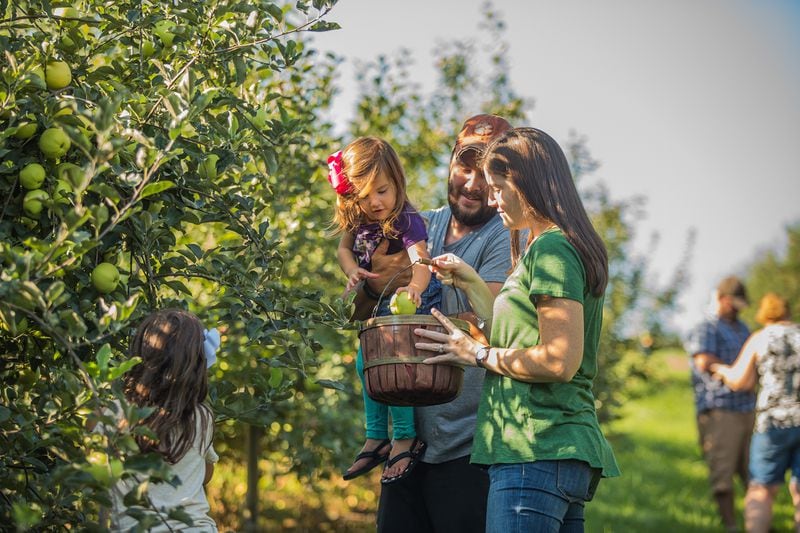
top-left (471, 229), bottom-right (620, 478)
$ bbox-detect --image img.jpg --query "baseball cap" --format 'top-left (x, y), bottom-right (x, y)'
top-left (452, 114), bottom-right (512, 164)
top-left (717, 276), bottom-right (749, 310)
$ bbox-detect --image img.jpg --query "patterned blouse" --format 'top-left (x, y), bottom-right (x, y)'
top-left (754, 322), bottom-right (800, 433)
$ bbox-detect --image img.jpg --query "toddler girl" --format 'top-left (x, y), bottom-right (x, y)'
top-left (328, 137), bottom-right (439, 483)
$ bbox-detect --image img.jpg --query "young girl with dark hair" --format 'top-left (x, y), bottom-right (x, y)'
top-left (104, 309), bottom-right (220, 532)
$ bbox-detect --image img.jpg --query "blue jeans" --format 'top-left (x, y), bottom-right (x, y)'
top-left (749, 426), bottom-right (800, 485)
top-left (486, 460), bottom-right (600, 533)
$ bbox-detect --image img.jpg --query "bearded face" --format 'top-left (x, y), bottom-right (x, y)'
top-left (447, 149), bottom-right (496, 227)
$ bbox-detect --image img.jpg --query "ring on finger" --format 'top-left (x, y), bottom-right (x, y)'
top-left (438, 344), bottom-right (445, 353)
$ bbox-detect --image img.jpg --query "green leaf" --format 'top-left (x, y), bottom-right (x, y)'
top-left (268, 367), bottom-right (283, 388)
top-left (167, 507), bottom-right (195, 526)
top-left (96, 344), bottom-right (111, 372)
top-left (165, 280), bottom-right (192, 296)
top-left (108, 356), bottom-right (141, 381)
top-left (44, 281), bottom-right (66, 307)
top-left (264, 4), bottom-right (283, 21)
top-left (140, 181), bottom-right (175, 200)
top-left (309, 21), bottom-right (340, 32)
top-left (316, 379), bottom-right (345, 391)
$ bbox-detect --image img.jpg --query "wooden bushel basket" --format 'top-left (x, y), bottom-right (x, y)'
top-left (359, 315), bottom-right (469, 407)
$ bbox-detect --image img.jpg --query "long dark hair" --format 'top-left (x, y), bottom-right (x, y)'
top-left (483, 128), bottom-right (608, 296)
top-left (123, 309), bottom-right (212, 464)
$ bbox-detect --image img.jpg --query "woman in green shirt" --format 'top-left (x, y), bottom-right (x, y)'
top-left (417, 128), bottom-right (619, 532)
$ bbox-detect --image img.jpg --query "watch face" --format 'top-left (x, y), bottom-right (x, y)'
top-left (476, 347), bottom-right (489, 366)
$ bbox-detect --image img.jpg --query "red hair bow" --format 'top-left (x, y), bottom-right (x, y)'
top-left (327, 150), bottom-right (352, 195)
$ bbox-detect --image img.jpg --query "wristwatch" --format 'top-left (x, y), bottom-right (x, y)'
top-left (475, 346), bottom-right (490, 368)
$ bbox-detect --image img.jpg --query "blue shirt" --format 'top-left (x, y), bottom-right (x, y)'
top-left (685, 317), bottom-right (756, 413)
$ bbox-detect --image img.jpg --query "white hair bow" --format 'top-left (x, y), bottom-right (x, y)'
top-left (203, 328), bottom-right (221, 368)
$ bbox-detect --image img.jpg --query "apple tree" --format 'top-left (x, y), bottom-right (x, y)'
top-left (0, 0), bottom-right (348, 529)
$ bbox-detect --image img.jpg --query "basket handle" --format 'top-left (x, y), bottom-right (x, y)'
top-left (369, 257), bottom-right (467, 319)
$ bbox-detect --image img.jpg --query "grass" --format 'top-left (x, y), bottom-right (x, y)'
top-left (586, 350), bottom-right (796, 532)
top-left (208, 350), bottom-right (797, 531)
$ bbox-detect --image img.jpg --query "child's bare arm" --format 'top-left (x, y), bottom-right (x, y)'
top-left (338, 234), bottom-right (378, 293)
top-left (396, 241), bottom-right (433, 307)
top-left (204, 461), bottom-right (214, 485)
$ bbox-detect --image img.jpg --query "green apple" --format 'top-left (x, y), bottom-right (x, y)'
top-left (154, 20), bottom-right (176, 47)
top-left (39, 127), bottom-right (71, 159)
top-left (142, 40), bottom-right (156, 58)
top-left (23, 189), bottom-right (50, 217)
top-left (54, 106), bottom-right (73, 117)
top-left (45, 61), bottom-right (72, 90)
top-left (91, 262), bottom-right (119, 293)
top-left (14, 122), bottom-right (37, 139)
top-left (389, 291), bottom-right (417, 315)
top-left (56, 162), bottom-right (85, 189)
top-left (19, 163), bottom-right (46, 190)
top-left (198, 154), bottom-right (219, 179)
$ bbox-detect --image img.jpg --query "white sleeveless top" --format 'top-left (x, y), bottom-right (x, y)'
top-left (103, 404), bottom-right (219, 532)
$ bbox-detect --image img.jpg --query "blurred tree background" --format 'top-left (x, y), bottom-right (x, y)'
top-left (740, 222), bottom-right (800, 325)
top-left (0, 1), bottom-right (711, 531)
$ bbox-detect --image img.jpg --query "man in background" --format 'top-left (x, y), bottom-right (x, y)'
top-left (686, 276), bottom-right (757, 532)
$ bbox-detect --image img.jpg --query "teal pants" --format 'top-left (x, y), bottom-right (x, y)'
top-left (356, 345), bottom-right (415, 440)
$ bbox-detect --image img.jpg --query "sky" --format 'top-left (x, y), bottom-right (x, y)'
top-left (311, 0), bottom-right (800, 333)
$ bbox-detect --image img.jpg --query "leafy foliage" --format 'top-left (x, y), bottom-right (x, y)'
top-left (0, 0), bottom-right (347, 528)
top-left (741, 222), bottom-right (800, 325)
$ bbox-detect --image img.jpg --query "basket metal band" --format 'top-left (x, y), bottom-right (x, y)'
top-left (363, 357), bottom-right (430, 369)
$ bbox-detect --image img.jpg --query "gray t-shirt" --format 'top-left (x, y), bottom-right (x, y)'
top-left (417, 206), bottom-right (512, 463)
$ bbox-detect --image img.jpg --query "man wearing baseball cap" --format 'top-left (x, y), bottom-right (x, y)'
top-left (364, 114), bottom-right (513, 532)
top-left (686, 275), bottom-right (756, 532)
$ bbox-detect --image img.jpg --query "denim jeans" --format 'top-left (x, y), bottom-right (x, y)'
top-left (486, 460), bottom-right (600, 533)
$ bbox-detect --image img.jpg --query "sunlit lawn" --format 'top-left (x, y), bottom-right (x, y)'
top-left (587, 350), bottom-right (795, 532)
top-left (209, 350), bottom-right (796, 531)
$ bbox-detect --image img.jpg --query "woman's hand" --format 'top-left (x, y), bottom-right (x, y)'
top-left (415, 308), bottom-right (485, 366)
top-left (430, 253), bottom-right (481, 289)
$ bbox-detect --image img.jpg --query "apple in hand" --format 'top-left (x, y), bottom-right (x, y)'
top-left (20, 163), bottom-right (46, 190)
top-left (39, 127), bottom-right (71, 159)
top-left (23, 189), bottom-right (50, 217)
top-left (91, 262), bottom-right (120, 293)
top-left (389, 291), bottom-right (418, 315)
top-left (45, 61), bottom-right (72, 90)
top-left (198, 154), bottom-right (219, 179)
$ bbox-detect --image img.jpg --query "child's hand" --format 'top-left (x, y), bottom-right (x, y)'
top-left (345, 267), bottom-right (379, 294)
top-left (396, 285), bottom-right (422, 307)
